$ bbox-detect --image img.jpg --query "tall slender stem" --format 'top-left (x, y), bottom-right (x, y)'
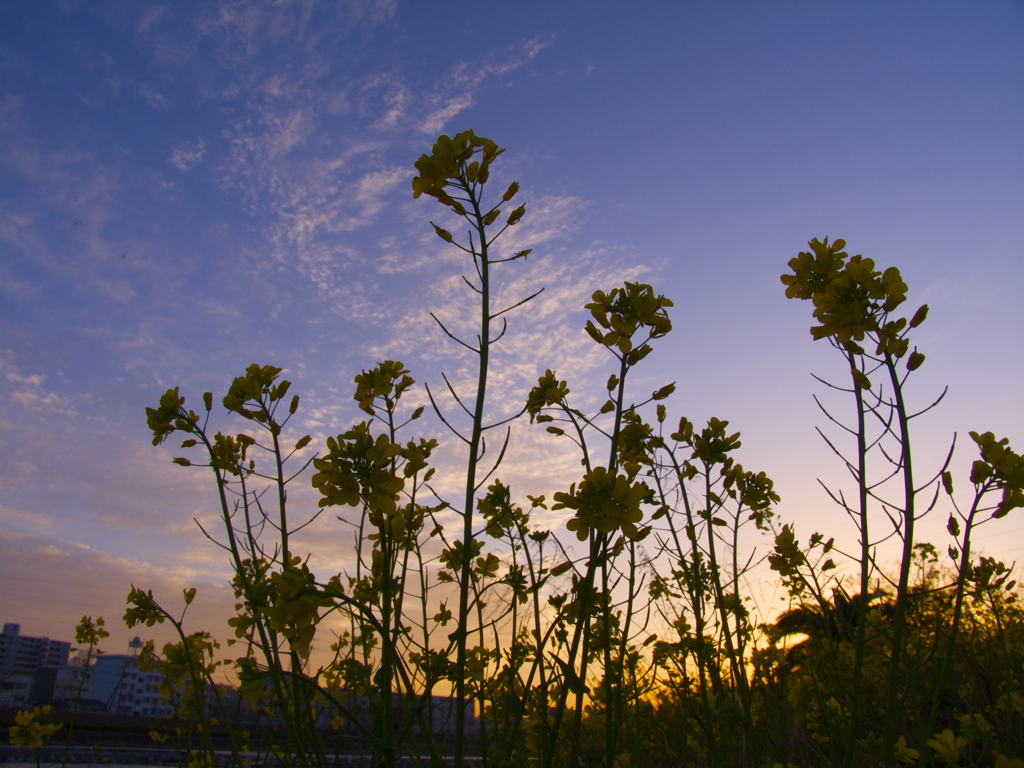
top-left (843, 347), bottom-right (871, 768)
top-left (454, 177), bottom-right (491, 767)
top-left (882, 353), bottom-right (915, 768)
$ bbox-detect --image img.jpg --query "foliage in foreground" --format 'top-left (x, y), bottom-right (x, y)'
top-left (60, 132), bottom-right (1022, 768)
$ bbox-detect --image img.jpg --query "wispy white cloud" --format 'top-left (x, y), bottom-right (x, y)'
top-left (196, 26), bottom-right (556, 337)
top-left (10, 389), bottom-right (77, 415)
top-left (2, 13), bottom-right (596, 635)
top-left (347, 0), bottom-right (398, 27)
top-left (419, 35), bottom-right (553, 135)
top-left (354, 166), bottom-right (405, 209)
top-left (323, 90), bottom-right (350, 115)
top-left (419, 94), bottom-right (475, 137)
top-left (136, 5), bottom-right (168, 37)
top-left (0, 505), bottom-right (56, 538)
top-left (6, 372), bottom-right (45, 387)
top-left (194, 0), bottom-right (397, 64)
top-left (139, 82), bottom-right (172, 109)
top-left (3, 366), bottom-right (78, 417)
top-left (265, 107), bottom-right (314, 157)
top-left (360, 75), bottom-right (411, 129)
top-left (169, 138), bottom-right (206, 170)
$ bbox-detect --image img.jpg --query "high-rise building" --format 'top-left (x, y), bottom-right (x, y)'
top-left (87, 654), bottom-right (174, 718)
top-left (0, 623), bottom-right (71, 678)
top-left (0, 623), bottom-right (73, 707)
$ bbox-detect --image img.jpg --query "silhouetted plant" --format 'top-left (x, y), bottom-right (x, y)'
top-left (130, 146), bottom-right (1024, 768)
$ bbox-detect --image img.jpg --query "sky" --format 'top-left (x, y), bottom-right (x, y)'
top-left (1, 0), bottom-right (1022, 659)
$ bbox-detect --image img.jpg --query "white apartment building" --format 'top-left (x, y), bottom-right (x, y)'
top-left (0, 623), bottom-right (73, 707)
top-left (87, 654), bottom-right (175, 718)
top-left (0, 623), bottom-right (71, 678)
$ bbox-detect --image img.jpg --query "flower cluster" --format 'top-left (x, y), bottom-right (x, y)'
top-left (353, 360), bottom-right (415, 416)
top-left (724, 465), bottom-right (780, 526)
top-left (477, 479), bottom-right (528, 538)
top-left (768, 524), bottom-right (806, 579)
top-left (782, 237), bottom-right (924, 344)
top-left (312, 423), bottom-right (405, 516)
top-left (145, 386), bottom-right (195, 446)
top-left (927, 728), bottom-right (968, 765)
top-left (10, 706), bottom-right (62, 749)
top-left (124, 586), bottom-right (168, 629)
top-left (222, 364), bottom-right (298, 433)
top-left (262, 557), bottom-right (334, 658)
top-left (526, 370), bottom-right (570, 421)
top-left (411, 130), bottom-right (526, 237)
top-left (584, 282), bottom-right (673, 357)
top-left (75, 615), bottom-right (109, 646)
top-left (781, 238), bottom-right (928, 388)
top-left (553, 466), bottom-right (651, 541)
top-left (617, 411), bottom-right (658, 479)
top-left (969, 430), bottom-right (1024, 518)
top-left (412, 130), bottom-right (504, 204)
top-left (684, 416), bottom-right (741, 467)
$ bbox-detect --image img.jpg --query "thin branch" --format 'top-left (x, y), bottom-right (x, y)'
top-left (194, 517), bottom-right (231, 552)
top-left (424, 382), bottom-right (470, 444)
top-left (813, 394), bottom-right (858, 437)
top-left (566, 406), bottom-right (613, 442)
top-left (485, 221), bottom-right (512, 248)
top-left (289, 507), bottom-right (326, 534)
top-left (468, 231), bottom-right (482, 282)
top-left (431, 312), bottom-right (479, 353)
top-left (814, 427), bottom-right (859, 476)
top-left (819, 479), bottom-right (855, 515)
top-left (490, 317), bottom-right (509, 345)
top-left (474, 427), bottom-right (512, 492)
top-left (915, 481), bottom-right (943, 520)
top-left (429, 220), bottom-right (474, 255)
top-left (461, 274), bottom-right (482, 295)
top-left (908, 386), bottom-right (949, 420)
top-left (490, 288), bottom-right (545, 320)
top-left (915, 437), bottom-right (956, 495)
top-left (810, 372), bottom-right (855, 394)
top-left (481, 403), bottom-right (529, 431)
top-left (880, 502), bottom-right (902, 532)
top-left (876, 440), bottom-right (905, 472)
top-left (866, 462), bottom-right (903, 493)
top-left (283, 454), bottom-right (317, 484)
top-left (442, 372), bottom-right (474, 419)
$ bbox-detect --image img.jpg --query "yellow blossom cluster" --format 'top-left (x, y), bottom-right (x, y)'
top-left (10, 706), bottom-right (62, 749)
top-left (554, 466), bottom-right (651, 541)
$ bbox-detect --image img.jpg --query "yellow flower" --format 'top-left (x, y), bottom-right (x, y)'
top-left (553, 467), bottom-right (650, 541)
top-left (927, 729), bottom-right (968, 766)
top-left (75, 615), bottom-right (109, 646)
top-left (10, 706), bottom-right (62, 749)
top-left (894, 735), bottom-right (920, 764)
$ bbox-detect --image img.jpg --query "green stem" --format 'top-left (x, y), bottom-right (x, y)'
top-left (454, 175), bottom-right (491, 768)
top-left (882, 352), bottom-right (916, 768)
top-left (923, 483), bottom-right (987, 745)
top-left (843, 347), bottom-right (871, 768)
top-left (61, 638), bottom-right (95, 768)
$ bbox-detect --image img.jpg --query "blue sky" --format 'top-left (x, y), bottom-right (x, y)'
top-left (1, 1), bottom-right (1022, 654)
